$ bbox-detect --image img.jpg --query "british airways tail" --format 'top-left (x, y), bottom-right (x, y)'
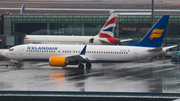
top-left (126, 15), bottom-right (169, 48)
top-left (97, 13), bottom-right (132, 44)
top-left (20, 4), bottom-right (25, 14)
top-left (97, 13), bottom-right (118, 38)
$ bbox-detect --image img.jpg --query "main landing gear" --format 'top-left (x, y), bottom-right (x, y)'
top-left (13, 62), bottom-right (22, 70)
top-left (78, 62), bottom-right (92, 69)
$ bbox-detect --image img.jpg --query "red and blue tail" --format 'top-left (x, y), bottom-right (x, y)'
top-left (97, 13), bottom-right (119, 44)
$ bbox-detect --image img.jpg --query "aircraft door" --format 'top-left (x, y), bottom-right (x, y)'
top-left (19, 47), bottom-right (24, 55)
top-left (89, 38), bottom-right (94, 44)
top-left (133, 49), bottom-right (138, 58)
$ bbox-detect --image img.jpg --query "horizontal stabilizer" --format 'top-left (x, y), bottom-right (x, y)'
top-left (148, 45), bottom-right (177, 52)
top-left (163, 45), bottom-right (177, 50)
top-left (148, 47), bottom-right (162, 52)
top-left (120, 39), bottom-right (133, 42)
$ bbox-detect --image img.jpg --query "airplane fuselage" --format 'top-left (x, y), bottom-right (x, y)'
top-left (24, 35), bottom-right (111, 45)
top-left (3, 44), bottom-right (166, 63)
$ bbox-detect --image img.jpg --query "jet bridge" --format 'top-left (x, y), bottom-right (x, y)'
top-left (0, 32), bottom-right (25, 49)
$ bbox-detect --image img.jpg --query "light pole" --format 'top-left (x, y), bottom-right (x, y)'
top-left (152, 0), bottom-right (154, 27)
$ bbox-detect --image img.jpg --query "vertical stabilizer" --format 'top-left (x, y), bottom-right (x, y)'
top-left (126, 15), bottom-right (169, 47)
top-left (20, 4), bottom-right (25, 14)
top-left (97, 13), bottom-right (118, 38)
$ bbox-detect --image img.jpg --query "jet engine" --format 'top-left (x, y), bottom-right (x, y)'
top-left (49, 56), bottom-right (68, 67)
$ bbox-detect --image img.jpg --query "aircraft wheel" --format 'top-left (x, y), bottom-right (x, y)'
top-left (14, 62), bottom-right (21, 70)
top-left (17, 64), bottom-right (21, 69)
top-left (86, 62), bottom-right (92, 69)
top-left (78, 63), bottom-right (84, 69)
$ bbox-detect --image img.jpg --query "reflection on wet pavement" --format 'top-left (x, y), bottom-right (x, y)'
top-left (0, 59), bottom-right (179, 93)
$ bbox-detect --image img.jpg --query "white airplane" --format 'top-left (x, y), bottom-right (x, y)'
top-left (24, 13), bottom-right (132, 45)
top-left (2, 15), bottom-right (177, 69)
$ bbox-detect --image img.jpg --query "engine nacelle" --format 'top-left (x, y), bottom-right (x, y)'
top-left (49, 56), bottom-right (68, 67)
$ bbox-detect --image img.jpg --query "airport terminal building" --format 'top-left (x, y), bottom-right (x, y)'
top-left (0, 13), bottom-right (179, 50)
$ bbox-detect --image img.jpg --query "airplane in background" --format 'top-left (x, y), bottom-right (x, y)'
top-left (2, 15), bottom-right (177, 69)
top-left (20, 4), bottom-right (25, 14)
top-left (24, 13), bottom-right (132, 45)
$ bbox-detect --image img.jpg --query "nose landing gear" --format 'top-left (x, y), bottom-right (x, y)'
top-left (13, 61), bottom-right (22, 70)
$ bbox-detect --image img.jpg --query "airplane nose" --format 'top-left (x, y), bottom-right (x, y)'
top-left (2, 51), bottom-right (7, 57)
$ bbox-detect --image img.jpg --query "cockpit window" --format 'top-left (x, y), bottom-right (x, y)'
top-left (9, 49), bottom-right (14, 51)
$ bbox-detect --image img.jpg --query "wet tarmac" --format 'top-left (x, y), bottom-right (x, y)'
top-left (0, 59), bottom-right (179, 93)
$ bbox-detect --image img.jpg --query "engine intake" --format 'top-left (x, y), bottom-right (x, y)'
top-left (49, 56), bottom-right (68, 67)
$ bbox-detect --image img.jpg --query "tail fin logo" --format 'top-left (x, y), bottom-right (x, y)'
top-left (149, 29), bottom-right (164, 40)
top-left (103, 17), bottom-right (117, 28)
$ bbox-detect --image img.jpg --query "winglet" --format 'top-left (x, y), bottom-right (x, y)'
top-left (125, 41), bottom-right (130, 45)
top-left (20, 4), bottom-right (25, 14)
top-left (80, 45), bottom-right (87, 55)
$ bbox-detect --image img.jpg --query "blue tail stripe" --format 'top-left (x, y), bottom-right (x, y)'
top-left (126, 15), bottom-right (169, 47)
top-left (102, 27), bottom-right (115, 33)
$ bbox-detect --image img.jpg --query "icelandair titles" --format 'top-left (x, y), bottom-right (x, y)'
top-left (27, 46), bottom-right (58, 50)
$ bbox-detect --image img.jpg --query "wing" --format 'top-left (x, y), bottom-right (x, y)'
top-left (59, 54), bottom-right (89, 63)
top-left (59, 45), bottom-right (90, 63)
